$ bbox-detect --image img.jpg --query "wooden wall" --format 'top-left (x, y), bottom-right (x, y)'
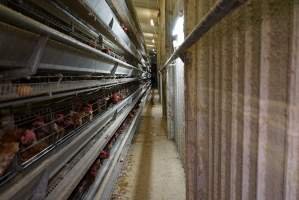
top-left (182, 0), bottom-right (299, 199)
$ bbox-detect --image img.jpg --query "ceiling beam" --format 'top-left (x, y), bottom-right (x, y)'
top-left (135, 7), bottom-right (159, 22)
top-left (146, 44), bottom-right (155, 46)
top-left (145, 38), bottom-right (155, 42)
top-left (140, 24), bottom-right (157, 34)
top-left (143, 32), bottom-right (158, 38)
top-left (133, 0), bottom-right (159, 10)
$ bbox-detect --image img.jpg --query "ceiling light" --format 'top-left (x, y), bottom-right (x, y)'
top-left (172, 16), bottom-right (185, 49)
top-left (144, 33), bottom-right (155, 37)
top-left (150, 19), bottom-right (155, 26)
top-left (146, 44), bottom-right (155, 47)
top-left (152, 39), bottom-right (155, 43)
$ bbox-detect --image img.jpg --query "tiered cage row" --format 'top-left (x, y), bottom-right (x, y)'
top-left (0, 80), bottom-right (141, 185)
top-left (0, 0), bottom-right (150, 199)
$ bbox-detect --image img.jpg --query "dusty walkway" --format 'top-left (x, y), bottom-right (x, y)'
top-left (111, 90), bottom-right (186, 200)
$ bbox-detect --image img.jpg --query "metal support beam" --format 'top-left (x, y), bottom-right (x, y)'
top-left (160, 0), bottom-right (247, 71)
top-left (28, 36), bottom-right (48, 74)
top-left (2, 36), bottom-right (48, 80)
top-left (0, 5), bottom-right (141, 72)
top-left (110, 63), bottom-right (118, 75)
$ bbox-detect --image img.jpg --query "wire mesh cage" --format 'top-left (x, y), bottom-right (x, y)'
top-left (0, 80), bottom-right (141, 184)
top-left (0, 75), bottom-right (134, 102)
top-left (68, 101), bottom-right (141, 199)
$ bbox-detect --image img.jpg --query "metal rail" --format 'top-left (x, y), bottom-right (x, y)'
top-left (0, 78), bottom-right (136, 103)
top-left (0, 84), bottom-right (149, 200)
top-left (160, 0), bottom-right (247, 72)
top-left (58, 0), bottom-right (143, 65)
top-left (0, 5), bottom-right (141, 72)
top-left (84, 124), bottom-right (127, 200)
top-left (106, 0), bottom-right (146, 57)
top-left (82, 88), bottom-right (150, 200)
top-left (0, 78), bottom-right (138, 108)
top-left (45, 85), bottom-right (149, 200)
top-left (94, 107), bottom-right (141, 200)
top-left (92, 88), bottom-right (150, 200)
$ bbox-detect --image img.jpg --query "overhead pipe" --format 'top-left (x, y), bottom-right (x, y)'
top-left (0, 4), bottom-right (142, 72)
top-left (159, 0), bottom-right (247, 72)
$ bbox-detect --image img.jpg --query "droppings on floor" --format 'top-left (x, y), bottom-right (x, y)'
top-left (111, 91), bottom-right (186, 200)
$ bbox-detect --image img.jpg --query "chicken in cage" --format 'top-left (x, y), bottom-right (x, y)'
top-left (0, 80), bottom-right (141, 183)
top-left (0, 0), bottom-right (150, 198)
top-left (68, 100), bottom-right (141, 199)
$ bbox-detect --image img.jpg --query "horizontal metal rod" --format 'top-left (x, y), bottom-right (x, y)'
top-left (160, 0), bottom-right (247, 72)
top-left (0, 5), bottom-right (141, 72)
top-left (45, 86), bottom-right (147, 200)
top-left (0, 78), bottom-right (137, 108)
top-left (0, 85), bottom-right (146, 200)
top-left (49, 0), bottom-right (99, 39)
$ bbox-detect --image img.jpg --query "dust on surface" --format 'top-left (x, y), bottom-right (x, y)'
top-left (111, 90), bottom-right (186, 200)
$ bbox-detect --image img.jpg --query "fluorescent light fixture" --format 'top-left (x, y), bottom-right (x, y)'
top-left (172, 16), bottom-right (184, 37)
top-left (150, 19), bottom-right (155, 26)
top-left (144, 32), bottom-right (156, 38)
top-left (172, 16), bottom-right (184, 49)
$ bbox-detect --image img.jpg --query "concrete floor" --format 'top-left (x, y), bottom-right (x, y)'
top-left (111, 90), bottom-right (186, 200)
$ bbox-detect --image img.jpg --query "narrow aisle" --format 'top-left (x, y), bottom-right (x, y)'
top-left (112, 90), bottom-right (186, 200)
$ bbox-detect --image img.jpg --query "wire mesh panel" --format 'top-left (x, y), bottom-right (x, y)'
top-left (0, 77), bottom-right (135, 102)
top-left (0, 80), bottom-right (141, 183)
top-left (0, 0), bottom-right (147, 195)
top-left (68, 102), bottom-right (141, 199)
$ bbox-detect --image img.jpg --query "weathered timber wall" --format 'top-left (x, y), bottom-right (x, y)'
top-left (182, 0), bottom-right (299, 199)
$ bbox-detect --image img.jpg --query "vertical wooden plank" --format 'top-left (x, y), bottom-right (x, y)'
top-left (184, 51), bottom-right (197, 200)
top-left (159, 0), bottom-right (168, 117)
top-left (166, 66), bottom-right (174, 139)
top-left (213, 24), bottom-right (222, 200)
top-left (241, 1), bottom-right (261, 200)
top-left (208, 26), bottom-right (215, 200)
top-left (196, 43), bottom-right (209, 199)
top-left (220, 18), bottom-right (233, 200)
top-left (195, 0), bottom-right (210, 199)
top-left (230, 10), bottom-right (245, 200)
top-left (185, 47), bottom-right (198, 200)
top-left (175, 59), bottom-right (186, 162)
top-left (184, 0), bottom-right (198, 199)
top-left (257, 0), bottom-right (291, 199)
top-left (208, 1), bottom-right (216, 199)
top-left (284, 1), bottom-right (299, 199)
top-left (208, 3), bottom-right (217, 200)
